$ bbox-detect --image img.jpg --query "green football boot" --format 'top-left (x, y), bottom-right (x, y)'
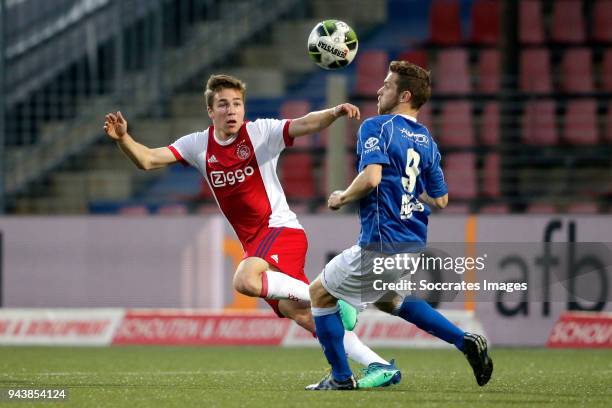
top-left (337, 300), bottom-right (358, 331)
top-left (357, 359), bottom-right (402, 389)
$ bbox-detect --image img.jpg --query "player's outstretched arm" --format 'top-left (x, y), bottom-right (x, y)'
top-left (419, 192), bottom-right (448, 209)
top-left (328, 164), bottom-right (382, 210)
top-left (104, 111), bottom-right (177, 170)
top-left (288, 103), bottom-right (360, 138)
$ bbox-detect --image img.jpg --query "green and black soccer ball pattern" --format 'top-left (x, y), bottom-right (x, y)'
top-left (308, 19), bottom-right (358, 70)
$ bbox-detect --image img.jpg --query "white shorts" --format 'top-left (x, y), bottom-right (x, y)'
top-left (320, 245), bottom-right (417, 308)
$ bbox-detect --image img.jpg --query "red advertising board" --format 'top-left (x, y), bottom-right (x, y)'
top-left (547, 312), bottom-right (612, 348)
top-left (113, 311), bottom-right (290, 345)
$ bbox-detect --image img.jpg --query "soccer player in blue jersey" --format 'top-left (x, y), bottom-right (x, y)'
top-left (305, 61), bottom-right (493, 390)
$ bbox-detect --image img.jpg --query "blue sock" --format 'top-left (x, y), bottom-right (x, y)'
top-left (312, 305), bottom-right (352, 381)
top-left (395, 296), bottom-right (465, 351)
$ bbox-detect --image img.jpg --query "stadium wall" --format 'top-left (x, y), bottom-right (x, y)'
top-left (0, 215), bottom-right (610, 346)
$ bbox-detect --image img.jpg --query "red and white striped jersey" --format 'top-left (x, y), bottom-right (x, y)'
top-left (168, 119), bottom-right (303, 247)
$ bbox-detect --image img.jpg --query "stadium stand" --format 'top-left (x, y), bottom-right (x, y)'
top-left (2, 0), bottom-right (610, 215)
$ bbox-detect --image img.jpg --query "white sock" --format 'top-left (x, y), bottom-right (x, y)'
top-left (261, 271), bottom-right (310, 302)
top-left (343, 331), bottom-right (389, 366)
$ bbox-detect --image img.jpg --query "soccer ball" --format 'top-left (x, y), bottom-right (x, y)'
top-left (307, 20), bottom-right (358, 70)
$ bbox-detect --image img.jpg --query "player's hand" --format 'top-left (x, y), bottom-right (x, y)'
top-left (104, 111), bottom-right (128, 141)
top-left (328, 190), bottom-right (345, 210)
top-left (332, 103), bottom-right (360, 120)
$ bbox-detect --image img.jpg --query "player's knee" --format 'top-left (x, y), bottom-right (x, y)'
top-left (232, 274), bottom-right (260, 297)
top-left (309, 281), bottom-right (322, 303)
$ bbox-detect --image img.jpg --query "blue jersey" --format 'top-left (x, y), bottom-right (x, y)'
top-left (356, 114), bottom-right (447, 251)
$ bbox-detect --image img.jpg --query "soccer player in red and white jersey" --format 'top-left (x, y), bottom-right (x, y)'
top-left (103, 74), bottom-right (395, 376)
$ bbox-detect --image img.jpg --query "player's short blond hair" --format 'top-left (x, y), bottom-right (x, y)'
top-left (389, 61), bottom-right (431, 109)
top-left (204, 74), bottom-right (247, 108)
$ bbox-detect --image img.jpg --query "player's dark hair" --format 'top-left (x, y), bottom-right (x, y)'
top-left (205, 74), bottom-right (247, 108)
top-left (389, 61), bottom-right (431, 110)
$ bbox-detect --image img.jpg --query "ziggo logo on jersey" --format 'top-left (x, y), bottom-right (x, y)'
top-left (209, 166), bottom-right (255, 187)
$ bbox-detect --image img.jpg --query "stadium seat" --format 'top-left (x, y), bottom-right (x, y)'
top-left (355, 49), bottom-right (388, 96)
top-left (478, 49), bottom-right (501, 93)
top-left (482, 152), bottom-right (501, 197)
top-left (519, 0), bottom-right (544, 44)
top-left (470, 0), bottom-right (500, 45)
top-left (280, 153), bottom-right (316, 199)
top-left (551, 0), bottom-right (585, 43)
top-left (520, 48), bottom-right (552, 92)
top-left (439, 102), bottom-right (475, 147)
top-left (563, 100), bottom-right (598, 145)
top-left (480, 204), bottom-right (509, 214)
top-left (602, 49), bottom-right (612, 91)
top-left (435, 49), bottom-right (471, 94)
top-left (560, 48), bottom-right (593, 93)
top-left (522, 101), bottom-right (558, 145)
top-left (429, 0), bottom-right (462, 45)
top-left (397, 49), bottom-right (428, 69)
top-left (592, 0), bottom-right (612, 43)
top-left (417, 103), bottom-right (433, 130)
top-left (480, 102), bottom-right (500, 146)
top-left (280, 100), bottom-right (312, 148)
top-left (443, 153), bottom-right (477, 199)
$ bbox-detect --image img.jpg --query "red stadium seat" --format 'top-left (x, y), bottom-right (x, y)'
top-left (439, 102), bottom-right (475, 147)
top-left (602, 49), bottom-right (612, 91)
top-left (551, 0), bottom-right (585, 43)
top-left (522, 101), bottom-right (558, 145)
top-left (482, 152), bottom-right (501, 198)
top-left (592, 0), bottom-right (612, 42)
top-left (520, 48), bottom-right (552, 92)
top-left (355, 50), bottom-right (388, 96)
top-left (478, 49), bottom-right (501, 93)
top-left (470, 0), bottom-right (500, 45)
top-left (519, 0), bottom-right (544, 44)
top-left (563, 100), bottom-right (598, 145)
top-left (561, 48), bottom-right (593, 92)
top-left (417, 103), bottom-right (432, 130)
top-left (444, 153), bottom-right (478, 199)
top-left (397, 49), bottom-right (429, 69)
top-left (480, 102), bottom-right (500, 146)
top-left (280, 153), bottom-right (316, 199)
top-left (429, 0), bottom-right (463, 45)
top-left (435, 49), bottom-right (471, 94)
top-left (280, 100), bottom-right (312, 148)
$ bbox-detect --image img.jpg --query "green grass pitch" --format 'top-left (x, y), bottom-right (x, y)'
top-left (0, 346), bottom-right (610, 407)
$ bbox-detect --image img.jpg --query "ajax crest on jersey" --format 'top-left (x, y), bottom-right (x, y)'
top-left (308, 20), bottom-right (358, 70)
